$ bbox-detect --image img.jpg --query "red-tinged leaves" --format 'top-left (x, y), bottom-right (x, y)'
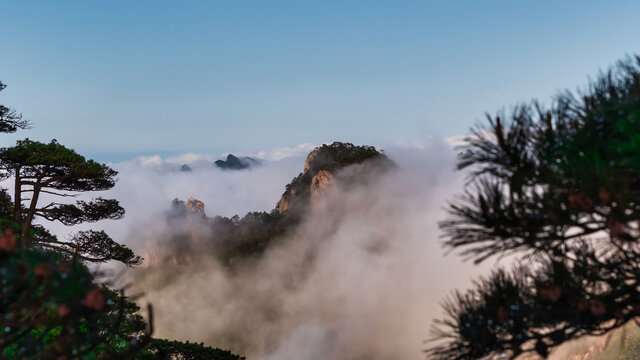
top-left (539, 284), bottom-right (562, 302)
top-left (84, 287), bottom-right (105, 310)
top-left (590, 300), bottom-right (607, 317)
top-left (599, 187), bottom-right (611, 204)
top-left (34, 262), bottom-right (52, 278)
top-left (497, 306), bottom-right (509, 323)
top-left (0, 228), bottom-right (17, 252)
top-left (607, 219), bottom-right (625, 238)
top-left (578, 298), bottom-right (589, 312)
top-left (57, 304), bottom-right (71, 317)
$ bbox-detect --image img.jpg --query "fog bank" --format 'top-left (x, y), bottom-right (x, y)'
top-left (119, 139), bottom-right (498, 359)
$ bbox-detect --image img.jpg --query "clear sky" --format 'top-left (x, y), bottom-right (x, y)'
top-left (1, 1), bottom-right (639, 162)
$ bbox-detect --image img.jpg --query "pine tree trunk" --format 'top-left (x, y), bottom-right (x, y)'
top-left (21, 180), bottom-right (41, 243)
top-left (13, 166), bottom-right (20, 222)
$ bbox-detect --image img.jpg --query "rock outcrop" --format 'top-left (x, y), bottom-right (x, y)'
top-left (169, 197), bottom-right (206, 218)
top-left (215, 154), bottom-right (260, 170)
top-left (160, 142), bottom-right (394, 266)
top-left (303, 148), bottom-right (320, 174)
top-left (186, 197), bottom-right (205, 215)
top-left (277, 142), bottom-right (390, 214)
top-left (278, 188), bottom-right (296, 213)
top-left (310, 170), bottom-right (335, 206)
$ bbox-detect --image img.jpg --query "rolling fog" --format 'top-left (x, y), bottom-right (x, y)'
top-left (36, 139), bottom-right (503, 359)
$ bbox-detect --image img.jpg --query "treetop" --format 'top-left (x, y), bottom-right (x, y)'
top-left (0, 139), bottom-right (118, 191)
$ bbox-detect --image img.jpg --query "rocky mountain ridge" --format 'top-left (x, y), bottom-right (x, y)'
top-left (277, 142), bottom-right (391, 214)
top-left (214, 154), bottom-right (261, 170)
top-left (163, 142), bottom-right (393, 265)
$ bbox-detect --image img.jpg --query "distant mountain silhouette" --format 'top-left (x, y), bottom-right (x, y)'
top-left (214, 154), bottom-right (261, 170)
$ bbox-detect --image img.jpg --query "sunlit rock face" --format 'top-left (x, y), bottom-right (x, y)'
top-left (310, 170), bottom-right (335, 207)
top-left (186, 197), bottom-right (205, 216)
top-left (282, 168), bottom-right (336, 214)
top-left (303, 148), bottom-right (320, 174)
top-left (166, 196), bottom-right (207, 219)
top-left (278, 188), bottom-right (296, 213)
top-left (278, 142), bottom-right (390, 214)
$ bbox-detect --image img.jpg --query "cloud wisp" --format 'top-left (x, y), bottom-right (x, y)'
top-left (114, 139), bottom-right (499, 360)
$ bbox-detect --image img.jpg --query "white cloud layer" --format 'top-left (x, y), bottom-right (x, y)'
top-left (14, 139), bottom-right (502, 359)
top-left (91, 139), bottom-right (499, 359)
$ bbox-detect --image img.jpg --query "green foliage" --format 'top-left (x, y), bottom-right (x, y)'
top-left (0, 229), bottom-right (245, 360)
top-left (305, 142), bottom-right (386, 174)
top-left (38, 198), bottom-right (124, 225)
top-left (0, 138), bottom-right (139, 265)
top-left (0, 188), bottom-right (14, 219)
top-left (280, 142), bottom-right (389, 213)
top-left (0, 241), bottom-right (151, 359)
top-left (0, 139), bottom-right (118, 191)
top-left (428, 56), bottom-right (640, 359)
top-left (66, 230), bottom-right (142, 264)
top-left (211, 211), bottom-right (299, 263)
top-left (164, 205), bottom-right (298, 266)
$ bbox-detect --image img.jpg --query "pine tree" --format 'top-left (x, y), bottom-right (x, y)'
top-left (0, 81), bottom-right (245, 359)
top-left (0, 139), bottom-right (140, 265)
top-left (428, 56), bottom-right (640, 359)
top-left (0, 81), bottom-right (30, 133)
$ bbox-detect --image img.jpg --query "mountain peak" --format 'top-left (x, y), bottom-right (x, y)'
top-left (214, 154), bottom-right (260, 170)
top-left (278, 142), bottom-right (391, 214)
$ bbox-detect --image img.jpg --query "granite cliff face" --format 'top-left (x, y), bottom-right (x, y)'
top-left (277, 142), bottom-right (391, 214)
top-left (278, 188), bottom-right (295, 213)
top-left (186, 197), bottom-right (205, 215)
top-left (169, 197), bottom-right (206, 218)
top-left (310, 170), bottom-right (335, 207)
top-left (303, 148), bottom-right (320, 174)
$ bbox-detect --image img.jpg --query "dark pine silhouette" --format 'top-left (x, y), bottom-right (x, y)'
top-left (0, 139), bottom-right (140, 266)
top-left (427, 55), bottom-right (640, 359)
top-left (0, 81), bottom-right (30, 133)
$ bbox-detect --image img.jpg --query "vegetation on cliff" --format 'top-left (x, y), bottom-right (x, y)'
top-left (159, 142), bottom-right (392, 267)
top-left (277, 142), bottom-right (390, 214)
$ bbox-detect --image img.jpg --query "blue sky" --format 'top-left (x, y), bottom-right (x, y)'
top-left (1, 1), bottom-right (639, 162)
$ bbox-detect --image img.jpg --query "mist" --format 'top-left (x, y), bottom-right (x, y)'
top-left (7, 138), bottom-right (501, 358)
top-left (26, 144), bottom-right (315, 247)
top-left (98, 138), bottom-right (500, 360)
top-left (10, 138), bottom-right (616, 359)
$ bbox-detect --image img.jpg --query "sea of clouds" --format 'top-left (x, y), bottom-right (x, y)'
top-left (28, 138), bottom-right (509, 359)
